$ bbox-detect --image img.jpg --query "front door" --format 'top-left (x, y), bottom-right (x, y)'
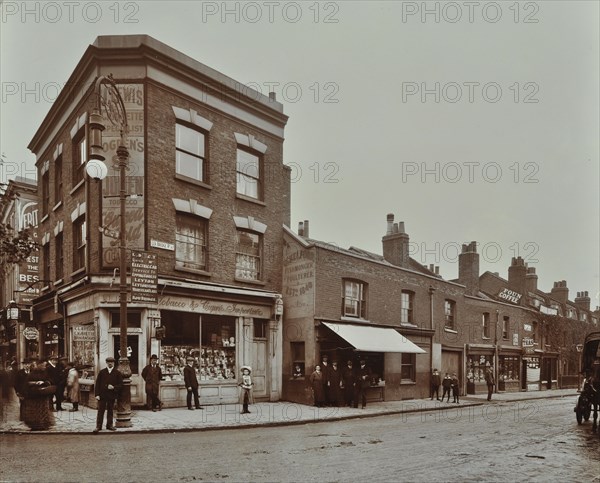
top-left (251, 320), bottom-right (269, 400)
top-left (112, 334), bottom-right (144, 405)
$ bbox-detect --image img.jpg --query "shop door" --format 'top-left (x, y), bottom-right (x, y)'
top-left (441, 350), bottom-right (461, 390)
top-left (112, 334), bottom-right (144, 405)
top-left (251, 338), bottom-right (268, 400)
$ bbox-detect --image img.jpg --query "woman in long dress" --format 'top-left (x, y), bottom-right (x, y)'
top-left (23, 359), bottom-right (55, 431)
top-left (310, 365), bottom-right (325, 407)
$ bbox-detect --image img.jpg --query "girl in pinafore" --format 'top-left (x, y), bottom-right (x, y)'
top-left (239, 365), bottom-right (254, 414)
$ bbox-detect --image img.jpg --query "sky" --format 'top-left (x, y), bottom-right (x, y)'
top-left (1, 1), bottom-right (598, 305)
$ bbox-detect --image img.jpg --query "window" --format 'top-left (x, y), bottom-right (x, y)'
top-left (401, 353), bottom-right (416, 382)
top-left (55, 233), bottom-right (63, 280)
top-left (176, 122), bottom-right (206, 181)
top-left (110, 311), bottom-right (142, 328)
top-left (41, 170), bottom-right (50, 216)
top-left (482, 312), bottom-right (490, 339)
top-left (499, 355), bottom-right (520, 382)
top-left (342, 280), bottom-right (367, 318)
top-left (72, 216), bottom-right (86, 271)
top-left (72, 131), bottom-right (86, 185)
top-left (253, 319), bottom-right (267, 339)
top-left (236, 148), bottom-right (261, 199)
top-left (291, 341), bottom-right (305, 378)
top-left (42, 243), bottom-right (50, 282)
top-left (467, 355), bottom-right (493, 382)
top-left (502, 316), bottom-right (509, 340)
top-left (54, 155), bottom-right (63, 205)
top-left (235, 230), bottom-right (261, 280)
top-left (400, 290), bottom-right (414, 325)
top-left (444, 300), bottom-right (455, 330)
top-left (175, 214), bottom-right (207, 271)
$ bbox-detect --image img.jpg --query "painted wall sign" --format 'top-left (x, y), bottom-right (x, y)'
top-left (16, 196), bottom-right (40, 304)
top-left (72, 325), bottom-right (96, 342)
top-left (131, 250), bottom-right (158, 303)
top-left (498, 288), bottom-right (522, 304)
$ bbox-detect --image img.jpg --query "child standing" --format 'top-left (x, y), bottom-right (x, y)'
top-left (239, 366), bottom-right (253, 414)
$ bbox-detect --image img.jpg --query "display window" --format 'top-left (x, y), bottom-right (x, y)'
top-left (499, 355), bottom-right (520, 382)
top-left (160, 311), bottom-right (237, 382)
top-left (467, 355), bottom-right (493, 382)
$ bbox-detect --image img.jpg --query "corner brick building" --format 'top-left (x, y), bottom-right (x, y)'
top-left (29, 35), bottom-right (289, 407)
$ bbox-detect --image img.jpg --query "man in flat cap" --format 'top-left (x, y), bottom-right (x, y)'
top-left (183, 356), bottom-right (202, 410)
top-left (141, 354), bottom-right (163, 411)
top-left (93, 356), bottom-right (123, 433)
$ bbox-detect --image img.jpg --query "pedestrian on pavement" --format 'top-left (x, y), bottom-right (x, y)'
top-left (442, 373), bottom-right (452, 402)
top-left (309, 365), bottom-right (325, 407)
top-left (46, 355), bottom-right (61, 411)
top-left (320, 354), bottom-right (330, 406)
top-left (142, 354), bottom-right (163, 412)
top-left (93, 356), bottom-right (123, 433)
top-left (451, 373), bottom-right (460, 403)
top-left (66, 362), bottom-right (80, 412)
top-left (342, 360), bottom-right (355, 407)
top-left (355, 359), bottom-right (371, 409)
top-left (484, 363), bottom-right (495, 401)
top-left (183, 356), bottom-right (202, 410)
top-left (431, 368), bottom-right (441, 400)
top-left (239, 365), bottom-right (254, 414)
top-left (13, 358), bottom-right (32, 421)
top-left (327, 360), bottom-right (342, 407)
top-left (56, 356), bottom-right (69, 411)
top-left (22, 358), bottom-right (55, 431)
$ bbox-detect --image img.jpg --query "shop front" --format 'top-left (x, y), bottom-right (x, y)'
top-left (466, 346), bottom-right (494, 395)
top-left (522, 352), bottom-right (542, 391)
top-left (498, 348), bottom-right (522, 392)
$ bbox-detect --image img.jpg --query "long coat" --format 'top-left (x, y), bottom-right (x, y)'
top-left (141, 364), bottom-right (163, 394)
top-left (309, 370), bottom-right (325, 403)
top-left (183, 364), bottom-right (198, 389)
top-left (66, 367), bottom-right (80, 403)
top-left (94, 368), bottom-right (123, 400)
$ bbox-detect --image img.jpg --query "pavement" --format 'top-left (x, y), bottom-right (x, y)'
top-left (0, 388), bottom-right (580, 434)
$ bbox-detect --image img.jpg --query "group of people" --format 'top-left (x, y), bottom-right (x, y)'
top-left (309, 355), bottom-right (373, 409)
top-left (430, 364), bottom-right (496, 403)
top-left (5, 354), bottom-right (81, 430)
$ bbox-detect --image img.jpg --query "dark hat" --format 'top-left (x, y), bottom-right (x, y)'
top-left (150, 354), bottom-right (158, 360)
top-left (241, 365), bottom-right (252, 374)
top-left (186, 356), bottom-right (194, 362)
top-left (322, 354), bottom-right (328, 359)
top-left (105, 356), bottom-right (116, 362)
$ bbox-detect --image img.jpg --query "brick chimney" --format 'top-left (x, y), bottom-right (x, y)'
top-left (458, 241), bottom-right (479, 296)
top-left (382, 213), bottom-right (410, 268)
top-left (525, 267), bottom-right (538, 293)
top-left (297, 220), bottom-right (310, 238)
top-left (508, 257), bottom-right (527, 296)
top-left (550, 280), bottom-right (569, 305)
top-left (574, 291), bottom-right (591, 311)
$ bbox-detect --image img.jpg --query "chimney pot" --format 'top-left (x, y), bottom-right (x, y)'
top-left (386, 214), bottom-right (394, 235)
top-left (398, 222), bottom-right (405, 234)
top-left (298, 221), bottom-right (304, 237)
top-left (303, 220), bottom-right (309, 238)
top-left (269, 91), bottom-right (276, 101)
top-left (393, 223), bottom-right (399, 234)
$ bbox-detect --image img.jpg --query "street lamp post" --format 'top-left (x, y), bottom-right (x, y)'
top-left (86, 74), bottom-right (132, 428)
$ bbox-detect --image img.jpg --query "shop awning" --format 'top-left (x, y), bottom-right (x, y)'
top-left (322, 322), bottom-right (426, 353)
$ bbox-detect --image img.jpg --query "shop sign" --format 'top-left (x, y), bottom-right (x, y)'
top-left (512, 333), bottom-right (519, 346)
top-left (498, 288), bottom-right (522, 304)
top-left (522, 337), bottom-right (535, 347)
top-left (150, 239), bottom-right (174, 251)
top-left (523, 323), bottom-right (532, 332)
top-left (23, 327), bottom-right (39, 340)
top-left (72, 325), bottom-right (96, 342)
top-left (131, 250), bottom-right (158, 303)
top-left (540, 305), bottom-right (558, 315)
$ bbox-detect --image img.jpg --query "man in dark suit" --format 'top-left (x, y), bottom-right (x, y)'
top-left (342, 360), bottom-right (355, 407)
top-left (183, 356), bottom-right (202, 410)
top-left (355, 359), bottom-right (371, 409)
top-left (326, 360), bottom-right (342, 407)
top-left (93, 357), bottom-right (123, 432)
top-left (46, 355), bottom-right (61, 410)
top-left (141, 354), bottom-right (163, 411)
top-left (320, 354), bottom-right (330, 406)
top-left (13, 358), bottom-right (33, 420)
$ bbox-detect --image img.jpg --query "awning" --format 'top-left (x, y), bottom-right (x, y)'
top-left (322, 322), bottom-right (426, 354)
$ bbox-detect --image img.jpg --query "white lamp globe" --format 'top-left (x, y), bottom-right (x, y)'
top-left (86, 159), bottom-right (108, 180)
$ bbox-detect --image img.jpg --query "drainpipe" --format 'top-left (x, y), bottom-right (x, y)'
top-left (494, 309), bottom-right (499, 394)
top-left (428, 286), bottom-right (435, 393)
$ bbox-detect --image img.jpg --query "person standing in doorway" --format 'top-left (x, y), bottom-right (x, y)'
top-left (431, 368), bottom-right (441, 401)
top-left (342, 360), bottom-right (355, 407)
top-left (485, 363), bottom-right (495, 401)
top-left (451, 373), bottom-right (460, 403)
top-left (442, 373), bottom-right (452, 402)
top-left (93, 357), bottom-right (123, 433)
top-left (309, 365), bottom-right (325, 407)
top-left (327, 361), bottom-right (342, 407)
top-left (142, 354), bottom-right (163, 411)
top-left (239, 366), bottom-right (254, 414)
top-left (183, 357), bottom-right (202, 410)
top-left (320, 355), bottom-right (330, 406)
top-left (355, 359), bottom-right (371, 409)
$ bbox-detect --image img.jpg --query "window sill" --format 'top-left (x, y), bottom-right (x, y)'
top-left (54, 279), bottom-right (64, 287)
top-left (70, 179), bottom-right (85, 195)
top-left (52, 201), bottom-right (63, 211)
top-left (482, 336), bottom-right (491, 340)
top-left (174, 173), bottom-right (212, 190)
top-left (236, 193), bottom-right (266, 206)
top-left (401, 323), bottom-right (418, 328)
top-left (400, 380), bottom-right (416, 385)
top-left (444, 327), bottom-right (458, 334)
top-left (70, 267), bottom-right (86, 278)
top-left (175, 265), bottom-right (211, 277)
top-left (340, 316), bottom-right (368, 322)
top-left (234, 277), bottom-right (266, 286)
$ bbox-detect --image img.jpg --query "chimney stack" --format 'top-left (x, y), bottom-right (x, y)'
top-left (574, 291), bottom-right (591, 312)
top-left (508, 257), bottom-right (527, 297)
top-left (458, 241), bottom-right (479, 296)
top-left (550, 280), bottom-right (569, 306)
top-left (382, 213), bottom-right (410, 268)
top-left (525, 266), bottom-right (538, 293)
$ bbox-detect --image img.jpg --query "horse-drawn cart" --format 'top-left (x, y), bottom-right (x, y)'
top-left (574, 332), bottom-right (600, 432)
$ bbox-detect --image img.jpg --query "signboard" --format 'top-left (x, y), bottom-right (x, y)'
top-left (16, 196), bottom-right (40, 304)
top-left (131, 250), bottom-right (158, 303)
top-left (498, 288), bottom-right (522, 305)
top-left (101, 83), bottom-right (145, 268)
top-left (522, 337), bottom-right (535, 347)
top-left (23, 327), bottom-right (39, 340)
top-left (540, 305), bottom-right (558, 315)
top-left (512, 333), bottom-right (519, 346)
top-left (72, 325), bottom-right (96, 342)
top-left (151, 239), bottom-right (174, 251)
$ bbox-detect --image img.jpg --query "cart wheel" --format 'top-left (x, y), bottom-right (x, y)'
top-left (576, 407), bottom-right (583, 425)
top-left (583, 407), bottom-right (591, 422)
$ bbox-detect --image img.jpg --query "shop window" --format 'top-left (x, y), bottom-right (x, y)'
top-left (235, 230), bottom-right (262, 280)
top-left (110, 311), bottom-right (142, 328)
top-left (72, 130), bottom-right (86, 186)
top-left (502, 316), bottom-right (509, 340)
top-left (176, 122), bottom-right (206, 182)
top-left (361, 353), bottom-right (384, 385)
top-left (236, 147), bottom-right (262, 200)
top-left (176, 213), bottom-right (207, 271)
top-left (444, 300), bottom-right (455, 330)
top-left (72, 215), bottom-right (86, 271)
top-left (401, 353), bottom-right (416, 382)
top-left (54, 154), bottom-right (63, 205)
top-left (482, 312), bottom-right (490, 339)
top-left (467, 355), bottom-right (493, 382)
top-left (253, 319), bottom-right (267, 339)
top-left (499, 356), bottom-right (520, 382)
top-left (41, 170), bottom-right (50, 216)
top-left (342, 279), bottom-right (367, 318)
top-left (55, 233), bottom-right (63, 280)
top-left (291, 341), bottom-right (305, 378)
top-left (160, 312), bottom-right (237, 382)
top-left (400, 290), bottom-right (414, 325)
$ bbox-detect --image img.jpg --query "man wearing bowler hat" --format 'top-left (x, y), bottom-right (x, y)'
top-left (93, 356), bottom-right (123, 433)
top-left (183, 356), bottom-right (202, 410)
top-left (142, 354), bottom-right (163, 411)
